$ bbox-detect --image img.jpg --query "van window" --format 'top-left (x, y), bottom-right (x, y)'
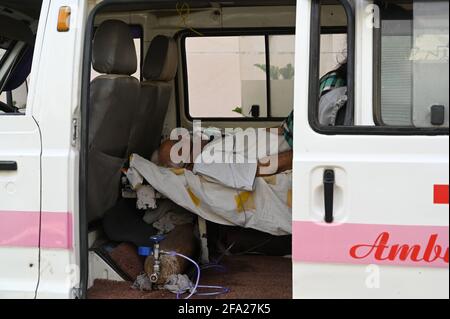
top-left (0, 36), bottom-right (14, 62)
top-left (320, 33), bottom-right (347, 78)
top-left (309, 1), bottom-right (448, 134)
top-left (0, 79), bottom-right (29, 112)
top-left (183, 32), bottom-right (295, 120)
top-left (375, 0), bottom-right (449, 128)
top-left (269, 35), bottom-right (296, 118)
top-left (307, 2), bottom-right (351, 129)
top-left (0, 38), bottom-right (30, 115)
top-left (0, 40), bottom-right (11, 113)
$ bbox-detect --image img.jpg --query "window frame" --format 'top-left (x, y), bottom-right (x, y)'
top-left (178, 27), bottom-right (296, 122)
top-left (308, 0), bottom-right (449, 135)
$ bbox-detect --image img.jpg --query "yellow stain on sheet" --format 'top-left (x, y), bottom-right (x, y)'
top-left (262, 175), bottom-right (277, 185)
top-left (170, 168), bottom-right (186, 175)
top-left (287, 189), bottom-right (292, 208)
top-left (235, 191), bottom-right (256, 213)
top-left (187, 187), bottom-right (201, 207)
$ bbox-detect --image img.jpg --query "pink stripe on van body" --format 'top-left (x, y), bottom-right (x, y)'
top-left (293, 221), bottom-right (449, 268)
top-left (0, 211), bottom-right (73, 249)
top-left (41, 211), bottom-right (73, 249)
top-left (0, 211), bottom-right (40, 247)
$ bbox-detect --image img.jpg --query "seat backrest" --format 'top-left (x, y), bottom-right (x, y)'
top-left (88, 20), bottom-right (140, 223)
top-left (127, 35), bottom-right (178, 159)
top-left (89, 20), bottom-right (140, 157)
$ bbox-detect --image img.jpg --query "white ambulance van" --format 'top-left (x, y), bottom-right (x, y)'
top-left (0, 0), bottom-right (448, 299)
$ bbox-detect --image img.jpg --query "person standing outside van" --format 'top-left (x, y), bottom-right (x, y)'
top-left (257, 61), bottom-right (348, 175)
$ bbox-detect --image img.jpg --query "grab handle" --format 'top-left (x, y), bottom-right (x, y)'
top-left (0, 161), bottom-right (17, 171)
top-left (323, 169), bottom-right (335, 223)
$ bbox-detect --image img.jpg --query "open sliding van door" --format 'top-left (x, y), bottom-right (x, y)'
top-left (0, 0), bottom-right (48, 298)
top-left (293, 0), bottom-right (449, 299)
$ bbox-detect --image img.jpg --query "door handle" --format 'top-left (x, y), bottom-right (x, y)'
top-left (323, 169), bottom-right (335, 223)
top-left (0, 161), bottom-right (18, 171)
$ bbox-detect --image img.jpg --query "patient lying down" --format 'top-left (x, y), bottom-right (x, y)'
top-left (128, 152), bottom-right (292, 236)
top-left (154, 127), bottom-right (293, 191)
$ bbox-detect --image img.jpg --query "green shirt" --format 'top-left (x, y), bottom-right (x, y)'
top-left (282, 70), bottom-right (347, 147)
top-left (283, 111), bottom-right (294, 148)
top-left (319, 70), bottom-right (347, 97)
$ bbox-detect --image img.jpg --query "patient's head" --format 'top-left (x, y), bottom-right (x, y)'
top-left (158, 139), bottom-right (180, 168)
top-left (157, 137), bottom-right (211, 168)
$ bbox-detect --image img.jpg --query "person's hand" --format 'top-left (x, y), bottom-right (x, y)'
top-left (256, 150), bottom-right (293, 177)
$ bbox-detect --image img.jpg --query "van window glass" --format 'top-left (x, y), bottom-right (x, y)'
top-left (186, 36), bottom-right (267, 118)
top-left (377, 0), bottom-right (449, 128)
top-left (184, 33), bottom-right (295, 120)
top-left (269, 35), bottom-right (296, 118)
top-left (310, 20), bottom-right (349, 127)
top-left (0, 44), bottom-right (8, 113)
top-left (320, 33), bottom-right (347, 78)
top-left (0, 39), bottom-right (30, 115)
top-left (306, 1), bottom-right (362, 130)
top-left (0, 79), bottom-right (29, 112)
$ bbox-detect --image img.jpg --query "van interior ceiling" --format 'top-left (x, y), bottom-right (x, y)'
top-left (82, 0), bottom-right (347, 299)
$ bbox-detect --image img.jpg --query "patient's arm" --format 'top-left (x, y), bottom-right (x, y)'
top-left (256, 150), bottom-right (293, 177)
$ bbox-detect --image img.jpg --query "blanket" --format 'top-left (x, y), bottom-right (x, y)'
top-left (127, 154), bottom-right (292, 236)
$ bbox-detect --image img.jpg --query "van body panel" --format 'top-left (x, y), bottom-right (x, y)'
top-left (292, 1), bottom-right (449, 299)
top-left (294, 263), bottom-right (449, 299)
top-left (31, 0), bottom-right (87, 299)
top-left (0, 0), bottom-right (85, 299)
top-left (0, 0), bottom-right (448, 299)
top-left (0, 0), bottom-right (51, 298)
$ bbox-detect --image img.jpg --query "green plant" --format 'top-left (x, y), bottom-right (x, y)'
top-left (254, 63), bottom-right (295, 80)
top-left (232, 106), bottom-right (243, 115)
top-left (279, 63), bottom-right (295, 80)
top-left (254, 64), bottom-right (280, 80)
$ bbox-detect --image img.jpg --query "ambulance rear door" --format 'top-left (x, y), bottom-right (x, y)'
top-left (293, 0), bottom-right (449, 299)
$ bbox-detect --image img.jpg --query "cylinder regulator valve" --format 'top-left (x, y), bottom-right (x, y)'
top-left (138, 235), bottom-right (166, 284)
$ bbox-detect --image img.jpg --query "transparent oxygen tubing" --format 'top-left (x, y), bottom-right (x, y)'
top-left (165, 251), bottom-right (230, 299)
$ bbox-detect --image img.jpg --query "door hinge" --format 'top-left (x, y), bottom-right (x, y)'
top-left (71, 118), bottom-right (79, 146)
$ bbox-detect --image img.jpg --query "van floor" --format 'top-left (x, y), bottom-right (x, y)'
top-left (88, 255), bottom-right (292, 299)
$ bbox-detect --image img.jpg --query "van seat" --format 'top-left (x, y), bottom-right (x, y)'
top-left (127, 35), bottom-right (178, 159)
top-left (88, 20), bottom-right (140, 223)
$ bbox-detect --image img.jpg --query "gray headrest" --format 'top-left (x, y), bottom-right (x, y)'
top-left (143, 35), bottom-right (178, 81)
top-left (92, 20), bottom-right (137, 75)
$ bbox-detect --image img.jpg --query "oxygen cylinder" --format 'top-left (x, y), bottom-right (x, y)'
top-left (144, 223), bottom-right (199, 285)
